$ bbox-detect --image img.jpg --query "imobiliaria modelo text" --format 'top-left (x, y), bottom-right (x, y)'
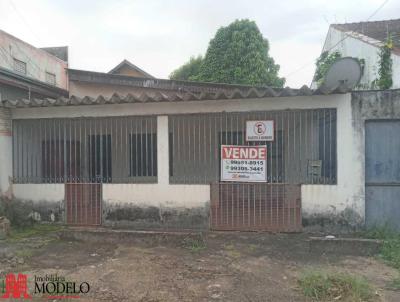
top-left (34, 274), bottom-right (90, 298)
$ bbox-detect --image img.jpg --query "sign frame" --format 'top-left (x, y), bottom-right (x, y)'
top-left (245, 120), bottom-right (275, 142)
top-left (220, 145), bottom-right (267, 183)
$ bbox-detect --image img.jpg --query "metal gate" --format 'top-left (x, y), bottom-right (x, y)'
top-left (365, 120), bottom-right (400, 230)
top-left (210, 183), bottom-right (301, 232)
top-left (65, 183), bottom-right (102, 226)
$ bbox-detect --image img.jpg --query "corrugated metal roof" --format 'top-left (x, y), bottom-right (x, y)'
top-left (1, 85), bottom-right (350, 108)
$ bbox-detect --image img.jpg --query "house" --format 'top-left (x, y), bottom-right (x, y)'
top-left (108, 59), bottom-right (154, 78)
top-left (312, 19), bottom-right (400, 89)
top-left (0, 29), bottom-right (69, 100)
top-left (1, 31), bottom-right (400, 232)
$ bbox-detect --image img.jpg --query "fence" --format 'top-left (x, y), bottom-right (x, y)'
top-left (210, 183), bottom-right (302, 232)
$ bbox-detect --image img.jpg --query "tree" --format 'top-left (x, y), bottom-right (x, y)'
top-left (169, 19), bottom-right (285, 87)
top-left (169, 56), bottom-right (203, 81)
top-left (313, 51), bottom-right (342, 86)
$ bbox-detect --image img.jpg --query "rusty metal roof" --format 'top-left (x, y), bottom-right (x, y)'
top-left (1, 85), bottom-right (351, 108)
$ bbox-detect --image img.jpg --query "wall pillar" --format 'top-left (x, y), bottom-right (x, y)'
top-left (0, 108), bottom-right (13, 197)
top-left (157, 115), bottom-right (169, 185)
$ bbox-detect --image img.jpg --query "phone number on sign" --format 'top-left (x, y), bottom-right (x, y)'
top-left (228, 166), bottom-right (264, 172)
top-left (229, 160), bottom-right (265, 165)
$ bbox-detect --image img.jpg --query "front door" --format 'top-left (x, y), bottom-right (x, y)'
top-left (365, 120), bottom-right (400, 230)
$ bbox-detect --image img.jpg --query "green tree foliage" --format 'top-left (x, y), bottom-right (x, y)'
top-left (374, 37), bottom-right (393, 90)
top-left (169, 55), bottom-right (203, 81)
top-left (169, 19), bottom-right (285, 87)
top-left (313, 51), bottom-right (342, 86)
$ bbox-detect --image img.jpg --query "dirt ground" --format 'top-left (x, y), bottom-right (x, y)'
top-left (1, 231), bottom-right (400, 302)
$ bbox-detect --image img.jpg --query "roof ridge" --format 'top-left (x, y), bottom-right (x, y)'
top-left (332, 18), bottom-right (400, 26)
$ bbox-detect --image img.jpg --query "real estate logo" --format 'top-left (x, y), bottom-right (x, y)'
top-left (1, 273), bottom-right (31, 299)
top-left (0, 273), bottom-right (90, 299)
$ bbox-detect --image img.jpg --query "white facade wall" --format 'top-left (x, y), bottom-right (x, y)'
top-left (0, 108), bottom-right (12, 196)
top-left (0, 30), bottom-right (68, 90)
top-left (10, 93), bottom-right (364, 221)
top-left (318, 27), bottom-right (400, 89)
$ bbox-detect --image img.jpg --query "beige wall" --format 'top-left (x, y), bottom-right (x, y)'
top-left (111, 65), bottom-right (148, 77)
top-left (0, 30), bottom-right (68, 90)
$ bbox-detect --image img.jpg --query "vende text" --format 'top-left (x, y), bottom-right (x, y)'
top-left (222, 146), bottom-right (266, 160)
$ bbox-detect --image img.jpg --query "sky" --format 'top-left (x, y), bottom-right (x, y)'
top-left (0, 0), bottom-right (398, 88)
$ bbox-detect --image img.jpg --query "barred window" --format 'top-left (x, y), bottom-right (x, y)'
top-left (129, 133), bottom-right (157, 177)
top-left (45, 72), bottom-right (56, 85)
top-left (13, 58), bottom-right (26, 75)
top-left (168, 109), bottom-right (337, 185)
top-left (12, 116), bottom-right (157, 184)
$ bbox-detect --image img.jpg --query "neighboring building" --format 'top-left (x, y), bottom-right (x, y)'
top-left (108, 59), bottom-right (154, 78)
top-left (0, 29), bottom-right (69, 198)
top-left (312, 19), bottom-right (400, 89)
top-left (0, 29), bottom-right (69, 100)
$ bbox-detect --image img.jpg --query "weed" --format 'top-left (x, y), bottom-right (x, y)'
top-left (387, 276), bottom-right (400, 291)
top-left (15, 249), bottom-right (34, 259)
top-left (182, 235), bottom-right (207, 252)
top-left (224, 243), bottom-right (241, 258)
top-left (248, 244), bottom-right (258, 252)
top-left (361, 225), bottom-right (398, 240)
top-left (0, 198), bottom-right (34, 228)
top-left (362, 226), bottom-right (400, 269)
top-left (298, 270), bottom-right (374, 301)
top-left (8, 224), bottom-right (63, 241)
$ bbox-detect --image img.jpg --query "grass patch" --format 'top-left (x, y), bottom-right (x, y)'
top-left (387, 276), bottom-right (400, 291)
top-left (8, 224), bottom-right (63, 241)
top-left (298, 270), bottom-right (374, 301)
top-left (224, 243), bottom-right (241, 258)
top-left (362, 226), bottom-right (400, 269)
top-left (182, 235), bottom-right (207, 252)
top-left (15, 249), bottom-right (34, 259)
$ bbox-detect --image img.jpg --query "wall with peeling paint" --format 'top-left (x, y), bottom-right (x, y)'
top-left (6, 93), bottom-right (373, 230)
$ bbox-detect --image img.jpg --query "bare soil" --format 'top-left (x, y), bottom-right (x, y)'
top-left (1, 231), bottom-right (399, 301)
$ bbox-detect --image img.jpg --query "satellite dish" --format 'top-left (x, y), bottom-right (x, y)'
top-left (320, 57), bottom-right (362, 92)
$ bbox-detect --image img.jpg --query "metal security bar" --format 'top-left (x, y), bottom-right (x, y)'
top-left (65, 183), bottom-right (102, 225)
top-left (12, 116), bottom-right (157, 184)
top-left (169, 109), bottom-right (337, 184)
top-left (210, 183), bottom-right (302, 232)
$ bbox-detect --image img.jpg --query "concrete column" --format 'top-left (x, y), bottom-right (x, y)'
top-left (157, 115), bottom-right (169, 185)
top-left (0, 108), bottom-right (13, 197)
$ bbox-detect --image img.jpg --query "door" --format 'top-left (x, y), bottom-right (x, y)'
top-left (66, 183), bottom-right (102, 225)
top-left (365, 120), bottom-right (400, 230)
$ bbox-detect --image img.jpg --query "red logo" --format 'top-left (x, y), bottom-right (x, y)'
top-left (1, 273), bottom-right (31, 299)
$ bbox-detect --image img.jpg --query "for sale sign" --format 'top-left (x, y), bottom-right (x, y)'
top-left (246, 120), bottom-right (274, 141)
top-left (220, 145), bottom-right (267, 182)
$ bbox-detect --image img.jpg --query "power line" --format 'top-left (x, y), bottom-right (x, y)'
top-left (8, 0), bottom-right (42, 43)
top-left (283, 0), bottom-right (390, 80)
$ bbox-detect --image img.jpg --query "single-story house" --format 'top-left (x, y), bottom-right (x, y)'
top-left (1, 67), bottom-right (399, 232)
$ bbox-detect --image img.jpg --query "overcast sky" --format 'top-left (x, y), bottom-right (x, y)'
top-left (0, 0), bottom-right (398, 87)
